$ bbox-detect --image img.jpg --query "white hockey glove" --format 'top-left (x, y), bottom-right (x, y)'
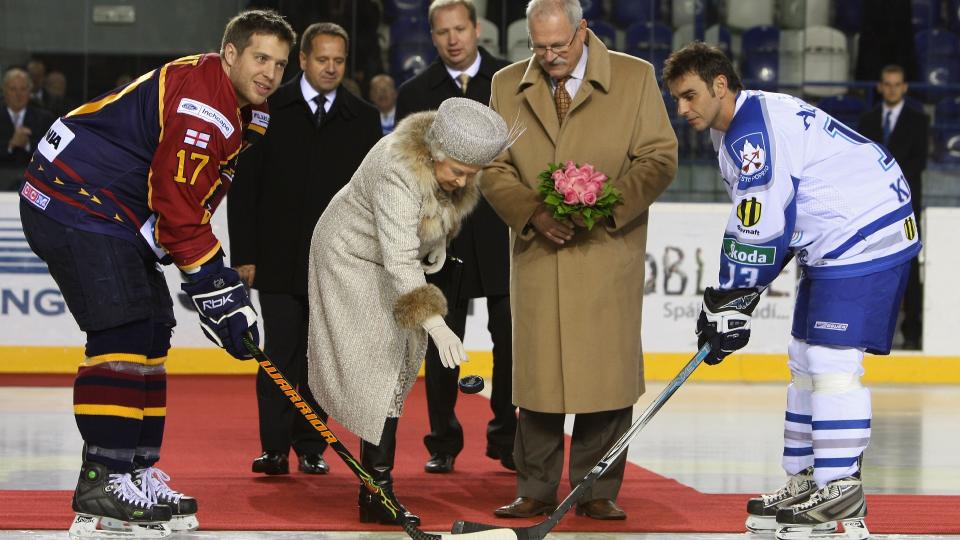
top-left (422, 314), bottom-right (465, 369)
top-left (696, 287), bottom-right (762, 365)
top-left (422, 246), bottom-right (446, 275)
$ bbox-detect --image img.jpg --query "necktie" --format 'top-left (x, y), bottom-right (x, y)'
top-left (313, 95), bottom-right (327, 128)
top-left (554, 76), bottom-right (571, 125)
top-left (457, 73), bottom-right (470, 95)
top-left (882, 110), bottom-right (892, 145)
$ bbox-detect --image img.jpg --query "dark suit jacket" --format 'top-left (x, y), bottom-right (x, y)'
top-left (396, 47), bottom-right (511, 298)
top-left (228, 76), bottom-right (381, 295)
top-left (0, 105), bottom-right (54, 190)
top-left (858, 103), bottom-right (929, 210)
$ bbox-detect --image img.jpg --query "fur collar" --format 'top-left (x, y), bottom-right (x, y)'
top-left (388, 111), bottom-right (481, 245)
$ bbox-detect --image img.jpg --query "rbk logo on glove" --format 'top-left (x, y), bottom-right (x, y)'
top-left (182, 266), bottom-right (260, 360)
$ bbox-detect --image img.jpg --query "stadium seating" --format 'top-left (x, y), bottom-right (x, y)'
top-left (589, 19), bottom-right (619, 51)
top-left (389, 37), bottom-right (436, 84)
top-left (911, 0), bottom-right (940, 32)
top-left (477, 17), bottom-right (501, 57)
top-left (625, 21), bottom-right (673, 77)
top-left (777, 0), bottom-right (830, 29)
top-left (832, 0), bottom-right (862, 34)
top-left (671, 0), bottom-right (708, 29)
top-left (383, 0), bottom-right (429, 21)
top-left (506, 18), bottom-right (529, 63)
top-left (672, 24), bottom-right (732, 58)
top-left (581, 0), bottom-right (604, 21)
top-left (612, 0), bottom-right (661, 28)
top-left (933, 96), bottom-right (960, 164)
top-left (725, 0), bottom-right (774, 30)
top-left (740, 26), bottom-right (779, 89)
top-left (915, 29), bottom-right (960, 102)
top-left (802, 26), bottom-right (849, 97)
top-left (816, 95), bottom-right (866, 127)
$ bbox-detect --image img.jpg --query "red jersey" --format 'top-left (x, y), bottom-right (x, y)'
top-left (20, 53), bottom-right (268, 270)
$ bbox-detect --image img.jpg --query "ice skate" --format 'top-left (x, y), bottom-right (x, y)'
top-left (108, 467), bottom-right (199, 532)
top-left (69, 461), bottom-right (172, 540)
top-left (775, 476), bottom-right (868, 540)
top-left (746, 467), bottom-right (836, 534)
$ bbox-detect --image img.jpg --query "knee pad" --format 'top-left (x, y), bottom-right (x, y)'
top-left (812, 372), bottom-right (863, 394)
top-left (787, 338), bottom-right (810, 376)
top-left (791, 372), bottom-right (814, 391)
top-left (806, 344), bottom-right (864, 377)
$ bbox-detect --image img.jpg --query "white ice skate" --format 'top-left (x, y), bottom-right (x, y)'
top-left (104, 467), bottom-right (199, 532)
top-left (775, 476), bottom-right (869, 540)
top-left (69, 461), bottom-right (172, 540)
top-left (745, 467), bottom-right (837, 534)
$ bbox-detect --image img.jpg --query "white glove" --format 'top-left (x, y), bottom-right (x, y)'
top-left (422, 246), bottom-right (446, 275)
top-left (422, 314), bottom-right (466, 369)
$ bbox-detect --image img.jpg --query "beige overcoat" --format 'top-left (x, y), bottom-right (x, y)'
top-left (481, 31), bottom-right (678, 413)
top-left (306, 112), bottom-right (479, 444)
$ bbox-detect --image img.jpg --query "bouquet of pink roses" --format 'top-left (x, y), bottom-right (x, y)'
top-left (536, 161), bottom-right (623, 230)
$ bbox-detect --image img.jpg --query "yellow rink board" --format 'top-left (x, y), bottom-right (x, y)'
top-left (2, 346), bottom-right (959, 384)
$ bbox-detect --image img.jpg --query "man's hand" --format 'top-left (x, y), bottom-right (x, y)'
top-left (181, 262), bottom-right (260, 360)
top-left (235, 264), bottom-right (256, 287)
top-left (8, 125), bottom-right (32, 150)
top-left (530, 205), bottom-right (574, 245)
top-left (696, 287), bottom-right (762, 365)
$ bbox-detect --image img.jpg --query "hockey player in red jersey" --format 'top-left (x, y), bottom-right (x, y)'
top-left (18, 10), bottom-right (295, 539)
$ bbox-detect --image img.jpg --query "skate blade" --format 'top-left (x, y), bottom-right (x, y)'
top-left (170, 514), bottom-right (199, 532)
top-left (746, 514), bottom-right (777, 533)
top-left (776, 519), bottom-right (865, 540)
top-left (70, 514), bottom-right (171, 539)
top-left (751, 516), bottom-right (836, 535)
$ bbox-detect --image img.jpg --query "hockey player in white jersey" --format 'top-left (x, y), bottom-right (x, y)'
top-left (663, 43), bottom-right (920, 540)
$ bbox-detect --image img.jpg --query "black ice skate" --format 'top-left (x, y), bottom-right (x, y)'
top-left (69, 461), bottom-right (172, 539)
top-left (775, 476), bottom-right (869, 540)
top-left (104, 467), bottom-right (199, 533)
top-left (746, 467), bottom-right (837, 534)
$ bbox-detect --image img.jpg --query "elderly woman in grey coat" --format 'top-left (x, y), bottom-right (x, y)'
top-left (306, 97), bottom-right (514, 525)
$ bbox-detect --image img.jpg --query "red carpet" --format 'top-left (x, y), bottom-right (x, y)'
top-left (1, 374), bottom-right (958, 534)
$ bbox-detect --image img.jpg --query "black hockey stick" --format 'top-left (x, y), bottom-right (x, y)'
top-left (241, 335), bottom-right (506, 540)
top-left (450, 342), bottom-right (713, 540)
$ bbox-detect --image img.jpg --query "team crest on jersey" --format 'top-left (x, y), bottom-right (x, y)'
top-left (736, 197), bottom-right (762, 227)
top-left (734, 132), bottom-right (768, 179)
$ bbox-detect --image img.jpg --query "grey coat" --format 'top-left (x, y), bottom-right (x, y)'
top-left (306, 111), bottom-right (480, 444)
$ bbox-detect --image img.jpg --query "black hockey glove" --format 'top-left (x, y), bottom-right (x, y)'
top-left (181, 259), bottom-right (260, 360)
top-left (696, 286), bottom-right (762, 365)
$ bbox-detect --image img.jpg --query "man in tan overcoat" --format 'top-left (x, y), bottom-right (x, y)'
top-left (481, 0), bottom-right (678, 520)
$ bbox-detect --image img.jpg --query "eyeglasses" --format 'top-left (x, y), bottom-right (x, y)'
top-left (528, 27), bottom-right (581, 56)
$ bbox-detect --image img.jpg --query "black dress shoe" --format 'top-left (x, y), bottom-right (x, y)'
top-left (252, 452), bottom-right (289, 475)
top-left (485, 447), bottom-right (517, 471)
top-left (424, 453), bottom-right (455, 473)
top-left (298, 453), bottom-right (329, 474)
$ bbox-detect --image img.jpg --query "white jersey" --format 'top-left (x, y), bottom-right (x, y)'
top-left (709, 90), bottom-right (921, 289)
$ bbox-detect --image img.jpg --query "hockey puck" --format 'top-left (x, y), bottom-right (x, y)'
top-left (458, 375), bottom-right (484, 394)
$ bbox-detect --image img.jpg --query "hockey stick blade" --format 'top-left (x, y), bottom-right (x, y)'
top-left (242, 335), bottom-right (450, 540)
top-left (449, 342), bottom-right (712, 539)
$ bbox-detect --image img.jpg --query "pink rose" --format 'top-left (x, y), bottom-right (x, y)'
top-left (581, 191), bottom-right (598, 206)
top-left (562, 187), bottom-right (579, 205)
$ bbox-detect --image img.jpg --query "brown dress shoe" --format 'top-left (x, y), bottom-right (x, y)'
top-left (493, 496), bottom-right (555, 518)
top-left (575, 498), bottom-right (627, 520)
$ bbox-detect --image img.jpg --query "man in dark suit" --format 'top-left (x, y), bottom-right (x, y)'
top-left (228, 22), bottom-right (381, 475)
top-left (1, 68), bottom-right (54, 190)
top-left (858, 64), bottom-right (929, 349)
top-left (396, 0), bottom-right (515, 474)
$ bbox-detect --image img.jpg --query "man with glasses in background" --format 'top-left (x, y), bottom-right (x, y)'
top-left (481, 0), bottom-right (677, 520)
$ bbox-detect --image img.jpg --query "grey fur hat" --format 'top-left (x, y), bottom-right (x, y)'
top-left (428, 97), bottom-right (517, 165)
